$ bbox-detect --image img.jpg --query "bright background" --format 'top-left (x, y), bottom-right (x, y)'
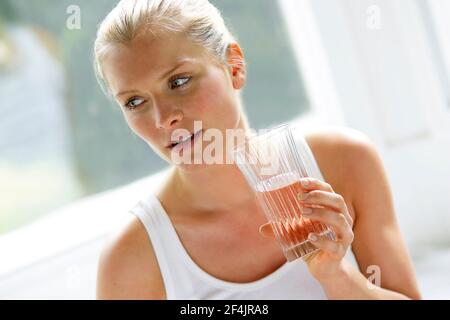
top-left (0, 0), bottom-right (449, 299)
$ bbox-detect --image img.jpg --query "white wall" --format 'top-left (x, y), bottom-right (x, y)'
top-left (0, 237), bottom-right (104, 300)
top-left (309, 0), bottom-right (450, 249)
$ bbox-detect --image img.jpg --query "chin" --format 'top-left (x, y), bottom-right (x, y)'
top-left (174, 162), bottom-right (208, 172)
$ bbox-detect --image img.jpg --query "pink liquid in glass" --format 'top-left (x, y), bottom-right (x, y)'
top-left (257, 176), bottom-right (334, 260)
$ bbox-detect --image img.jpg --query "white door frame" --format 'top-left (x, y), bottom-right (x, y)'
top-left (278, 0), bottom-right (346, 127)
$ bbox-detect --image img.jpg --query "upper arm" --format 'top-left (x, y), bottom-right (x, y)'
top-left (339, 130), bottom-right (421, 299)
top-left (96, 217), bottom-right (166, 300)
top-left (306, 126), bottom-right (421, 299)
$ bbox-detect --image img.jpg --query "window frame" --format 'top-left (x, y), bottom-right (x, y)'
top-left (422, 0), bottom-right (450, 113)
top-left (278, 0), bottom-right (345, 127)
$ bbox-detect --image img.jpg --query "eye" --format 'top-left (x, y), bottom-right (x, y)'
top-left (124, 97), bottom-right (145, 110)
top-left (169, 76), bottom-right (191, 89)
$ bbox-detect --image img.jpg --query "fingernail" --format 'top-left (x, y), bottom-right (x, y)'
top-left (297, 193), bottom-right (308, 201)
top-left (301, 179), bottom-right (310, 187)
top-left (308, 233), bottom-right (318, 242)
top-left (302, 207), bottom-right (313, 215)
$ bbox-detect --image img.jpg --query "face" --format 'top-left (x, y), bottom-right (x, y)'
top-left (101, 30), bottom-right (247, 169)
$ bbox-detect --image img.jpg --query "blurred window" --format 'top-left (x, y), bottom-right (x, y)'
top-left (0, 0), bottom-right (310, 235)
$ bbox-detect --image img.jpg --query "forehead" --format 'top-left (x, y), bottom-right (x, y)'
top-left (102, 31), bottom-right (212, 94)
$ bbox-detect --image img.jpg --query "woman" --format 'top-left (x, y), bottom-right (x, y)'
top-left (94, 0), bottom-right (420, 299)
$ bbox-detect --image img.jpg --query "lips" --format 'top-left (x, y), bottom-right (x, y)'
top-left (167, 129), bottom-right (202, 150)
top-left (169, 134), bottom-right (193, 149)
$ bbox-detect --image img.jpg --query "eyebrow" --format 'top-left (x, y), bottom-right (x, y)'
top-left (115, 59), bottom-right (193, 98)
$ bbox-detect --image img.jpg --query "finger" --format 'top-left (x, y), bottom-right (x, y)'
top-left (308, 232), bottom-right (346, 257)
top-left (299, 177), bottom-right (334, 193)
top-left (298, 190), bottom-right (344, 211)
top-left (259, 222), bottom-right (275, 239)
top-left (296, 178), bottom-right (354, 229)
top-left (303, 208), bottom-right (353, 244)
top-left (299, 190), bottom-right (353, 227)
top-left (260, 219), bottom-right (320, 248)
top-left (259, 221), bottom-right (306, 248)
top-left (302, 250), bottom-right (320, 263)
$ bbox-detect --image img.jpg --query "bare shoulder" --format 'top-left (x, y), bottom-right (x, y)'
top-left (302, 125), bottom-right (373, 151)
top-left (96, 215), bottom-right (166, 300)
top-left (304, 126), bottom-right (384, 214)
top-left (302, 126), bottom-right (378, 195)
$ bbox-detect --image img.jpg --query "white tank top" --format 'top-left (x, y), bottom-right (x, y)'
top-left (129, 128), bottom-right (358, 299)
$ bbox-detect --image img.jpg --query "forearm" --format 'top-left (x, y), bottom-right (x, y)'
top-left (317, 260), bottom-right (412, 300)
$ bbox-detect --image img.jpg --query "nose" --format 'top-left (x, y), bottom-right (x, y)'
top-left (154, 105), bottom-right (183, 129)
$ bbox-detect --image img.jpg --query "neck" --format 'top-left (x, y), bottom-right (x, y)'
top-left (173, 162), bottom-right (258, 213)
top-left (169, 113), bottom-right (260, 214)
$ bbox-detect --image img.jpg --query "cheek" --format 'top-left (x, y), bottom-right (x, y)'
top-left (124, 113), bottom-right (158, 143)
top-left (128, 116), bottom-right (170, 159)
top-left (194, 74), bottom-right (240, 127)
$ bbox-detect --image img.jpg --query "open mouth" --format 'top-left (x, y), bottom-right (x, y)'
top-left (168, 129), bottom-right (202, 150)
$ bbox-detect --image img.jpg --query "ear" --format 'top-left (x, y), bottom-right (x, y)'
top-left (226, 43), bottom-right (246, 90)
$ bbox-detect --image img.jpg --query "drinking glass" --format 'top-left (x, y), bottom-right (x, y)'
top-left (232, 123), bottom-right (336, 261)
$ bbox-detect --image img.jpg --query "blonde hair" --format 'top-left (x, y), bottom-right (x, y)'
top-left (93, 0), bottom-right (239, 95)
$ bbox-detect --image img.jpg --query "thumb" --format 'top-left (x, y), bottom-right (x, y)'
top-left (259, 222), bottom-right (276, 239)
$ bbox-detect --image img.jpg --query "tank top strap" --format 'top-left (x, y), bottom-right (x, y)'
top-left (129, 193), bottom-right (196, 299)
top-left (291, 125), bottom-right (325, 181)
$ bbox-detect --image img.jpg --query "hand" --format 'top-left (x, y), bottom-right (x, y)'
top-left (259, 177), bottom-right (354, 281)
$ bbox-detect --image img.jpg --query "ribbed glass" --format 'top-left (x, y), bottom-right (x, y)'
top-left (233, 123), bottom-right (336, 262)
